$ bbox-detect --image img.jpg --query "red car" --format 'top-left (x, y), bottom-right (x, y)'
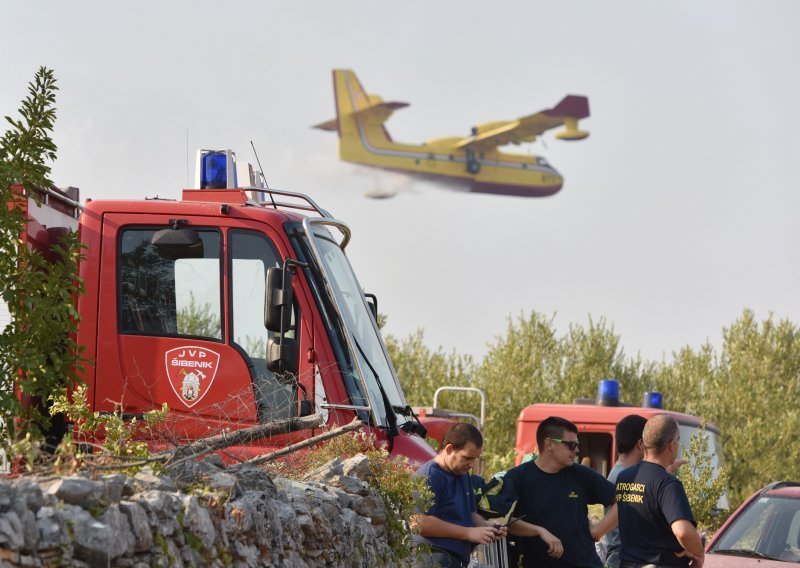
top-left (705, 481), bottom-right (800, 566)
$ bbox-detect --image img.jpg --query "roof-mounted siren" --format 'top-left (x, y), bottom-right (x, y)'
top-left (195, 149), bottom-right (238, 189)
top-left (642, 391), bottom-right (663, 409)
top-left (597, 379), bottom-right (620, 406)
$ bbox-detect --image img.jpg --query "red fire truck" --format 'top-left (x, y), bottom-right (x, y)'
top-left (6, 149), bottom-right (435, 464)
top-left (514, 379), bottom-right (728, 508)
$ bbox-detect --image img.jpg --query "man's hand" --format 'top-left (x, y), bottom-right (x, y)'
top-left (466, 526), bottom-right (502, 545)
top-left (490, 524), bottom-right (508, 541)
top-left (538, 527), bottom-right (563, 558)
top-left (676, 548), bottom-right (704, 567)
top-left (667, 459), bottom-right (688, 475)
top-left (590, 502), bottom-right (618, 541)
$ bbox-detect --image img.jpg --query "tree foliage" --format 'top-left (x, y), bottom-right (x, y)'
top-left (0, 67), bottom-right (85, 441)
top-left (474, 313), bottom-right (640, 470)
top-left (385, 328), bottom-right (477, 412)
top-left (706, 310), bottom-right (800, 504)
top-left (679, 421), bottom-right (730, 534)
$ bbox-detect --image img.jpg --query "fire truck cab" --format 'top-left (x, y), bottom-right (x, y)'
top-left (9, 149), bottom-right (435, 464)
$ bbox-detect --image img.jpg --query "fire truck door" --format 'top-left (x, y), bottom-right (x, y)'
top-left (94, 215), bottom-right (257, 427)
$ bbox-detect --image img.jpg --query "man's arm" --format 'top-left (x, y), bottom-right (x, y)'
top-left (590, 502), bottom-right (618, 541)
top-left (412, 514), bottom-right (499, 545)
top-left (507, 520), bottom-right (563, 558)
top-left (671, 519), bottom-right (704, 567)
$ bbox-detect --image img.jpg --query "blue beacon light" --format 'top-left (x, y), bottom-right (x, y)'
top-left (201, 152), bottom-right (231, 189)
top-left (643, 391), bottom-right (663, 409)
top-left (597, 379), bottom-right (620, 406)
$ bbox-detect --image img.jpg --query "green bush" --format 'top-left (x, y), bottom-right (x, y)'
top-left (679, 421), bottom-right (729, 535)
top-left (281, 430), bottom-right (433, 564)
top-left (0, 67), bottom-right (85, 445)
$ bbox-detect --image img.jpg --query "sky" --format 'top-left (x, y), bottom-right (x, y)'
top-left (3, 1), bottom-right (799, 365)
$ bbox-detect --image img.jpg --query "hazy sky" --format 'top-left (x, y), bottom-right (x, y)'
top-left (3, 1), bottom-right (799, 364)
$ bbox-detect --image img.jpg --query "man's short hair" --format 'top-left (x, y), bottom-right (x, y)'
top-left (643, 414), bottom-right (680, 454)
top-left (616, 414), bottom-right (647, 454)
top-left (441, 422), bottom-right (483, 451)
top-left (537, 416), bottom-right (578, 450)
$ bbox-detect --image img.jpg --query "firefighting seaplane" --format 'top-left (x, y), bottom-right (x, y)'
top-left (314, 69), bottom-right (590, 198)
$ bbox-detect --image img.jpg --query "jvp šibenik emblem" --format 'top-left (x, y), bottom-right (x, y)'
top-left (165, 346), bottom-right (220, 408)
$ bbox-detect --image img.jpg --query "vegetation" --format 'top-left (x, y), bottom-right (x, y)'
top-left (680, 421), bottom-right (729, 534)
top-left (275, 430), bottom-right (433, 565)
top-left (0, 67), bottom-right (84, 444)
top-left (48, 384), bottom-right (168, 474)
top-left (387, 309), bottom-right (800, 512)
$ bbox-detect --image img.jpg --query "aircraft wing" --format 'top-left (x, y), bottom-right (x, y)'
top-left (454, 95), bottom-right (590, 150)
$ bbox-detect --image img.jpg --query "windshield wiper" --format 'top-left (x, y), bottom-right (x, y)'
top-left (712, 549), bottom-right (781, 560)
top-left (393, 405), bottom-right (428, 439)
top-left (352, 337), bottom-right (399, 444)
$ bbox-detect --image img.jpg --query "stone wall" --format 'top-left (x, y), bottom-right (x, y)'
top-left (0, 455), bottom-right (397, 567)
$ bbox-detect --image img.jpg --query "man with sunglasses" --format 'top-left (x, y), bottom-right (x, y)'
top-left (616, 414), bottom-right (704, 568)
top-left (500, 416), bottom-right (617, 567)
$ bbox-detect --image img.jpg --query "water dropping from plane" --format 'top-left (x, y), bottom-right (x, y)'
top-left (364, 189), bottom-right (397, 199)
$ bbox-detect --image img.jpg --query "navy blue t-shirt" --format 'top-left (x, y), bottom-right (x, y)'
top-left (412, 459), bottom-right (476, 560)
top-left (616, 461), bottom-right (696, 567)
top-left (500, 461), bottom-right (615, 567)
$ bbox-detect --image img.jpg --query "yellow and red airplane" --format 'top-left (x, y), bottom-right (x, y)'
top-left (314, 69), bottom-right (590, 198)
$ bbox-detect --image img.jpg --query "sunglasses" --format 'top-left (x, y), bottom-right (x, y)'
top-left (549, 438), bottom-right (579, 451)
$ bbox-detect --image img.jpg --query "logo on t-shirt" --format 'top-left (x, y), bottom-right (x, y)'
top-left (568, 491), bottom-right (579, 499)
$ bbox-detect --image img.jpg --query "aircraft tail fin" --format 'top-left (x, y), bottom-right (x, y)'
top-left (548, 95), bottom-right (590, 140)
top-left (313, 70), bottom-right (408, 145)
top-left (547, 95), bottom-right (590, 120)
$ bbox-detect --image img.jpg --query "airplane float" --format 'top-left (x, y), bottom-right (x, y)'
top-left (314, 69), bottom-right (590, 198)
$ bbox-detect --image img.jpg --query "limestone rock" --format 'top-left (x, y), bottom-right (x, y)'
top-left (43, 476), bottom-right (96, 505)
top-left (118, 501), bottom-right (152, 553)
top-left (182, 495), bottom-right (216, 550)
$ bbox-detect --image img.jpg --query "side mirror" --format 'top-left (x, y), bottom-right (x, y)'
top-left (264, 266), bottom-right (293, 333)
top-left (151, 227), bottom-right (203, 259)
top-left (267, 336), bottom-right (299, 376)
top-left (265, 259), bottom-right (308, 377)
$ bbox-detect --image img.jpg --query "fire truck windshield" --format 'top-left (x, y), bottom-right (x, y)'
top-left (289, 221), bottom-right (408, 431)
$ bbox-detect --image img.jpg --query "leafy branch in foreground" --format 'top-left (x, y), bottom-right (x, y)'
top-left (0, 67), bottom-right (85, 443)
top-left (46, 384), bottom-right (169, 474)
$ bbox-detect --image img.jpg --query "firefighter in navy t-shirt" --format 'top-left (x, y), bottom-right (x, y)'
top-left (616, 414), bottom-right (704, 568)
top-left (411, 423), bottom-right (506, 568)
top-left (499, 416), bottom-right (618, 567)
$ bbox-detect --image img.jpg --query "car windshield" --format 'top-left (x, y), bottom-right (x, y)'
top-left (711, 494), bottom-right (800, 562)
top-left (289, 222), bottom-right (408, 429)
